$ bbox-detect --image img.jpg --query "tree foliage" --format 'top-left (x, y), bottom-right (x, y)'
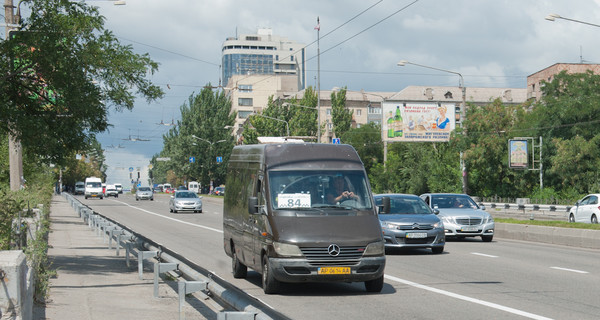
top-left (151, 86), bottom-right (234, 189)
top-left (330, 87), bottom-right (352, 138)
top-left (0, 0), bottom-right (163, 166)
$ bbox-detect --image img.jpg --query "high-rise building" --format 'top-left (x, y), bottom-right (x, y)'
top-left (221, 28), bottom-right (306, 89)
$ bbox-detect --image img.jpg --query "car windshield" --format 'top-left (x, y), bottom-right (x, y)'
top-left (86, 182), bottom-right (101, 188)
top-left (376, 196), bottom-right (432, 214)
top-left (138, 187), bottom-right (151, 192)
top-left (268, 170), bottom-right (373, 211)
top-left (432, 195), bottom-right (478, 209)
top-left (176, 192), bottom-right (198, 199)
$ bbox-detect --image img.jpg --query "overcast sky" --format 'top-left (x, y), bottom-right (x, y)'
top-left (21, 0), bottom-right (600, 185)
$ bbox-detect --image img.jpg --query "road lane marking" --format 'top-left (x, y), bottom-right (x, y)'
top-left (113, 200), bottom-right (223, 233)
top-left (471, 252), bottom-right (498, 258)
top-left (384, 275), bottom-right (553, 320)
top-left (550, 267), bottom-right (588, 274)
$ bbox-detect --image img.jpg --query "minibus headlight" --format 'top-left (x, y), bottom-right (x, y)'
top-left (363, 241), bottom-right (385, 256)
top-left (273, 242), bottom-right (303, 257)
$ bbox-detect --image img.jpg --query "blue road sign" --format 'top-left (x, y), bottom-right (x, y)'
top-left (189, 156), bottom-right (195, 163)
top-left (332, 138), bottom-right (341, 144)
top-left (216, 156), bottom-right (223, 163)
top-left (129, 167), bottom-right (134, 172)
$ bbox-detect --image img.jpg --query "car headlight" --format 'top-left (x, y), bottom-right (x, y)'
top-left (441, 216), bottom-right (453, 223)
top-left (364, 241), bottom-right (385, 256)
top-left (484, 215), bottom-right (494, 223)
top-left (380, 221), bottom-right (394, 229)
top-left (273, 242), bottom-right (303, 257)
top-left (433, 221), bottom-right (444, 229)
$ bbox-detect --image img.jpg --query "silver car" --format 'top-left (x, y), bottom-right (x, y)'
top-left (420, 193), bottom-right (494, 242)
top-left (375, 194), bottom-right (445, 254)
top-left (135, 186), bottom-right (154, 201)
top-left (169, 190), bottom-right (203, 213)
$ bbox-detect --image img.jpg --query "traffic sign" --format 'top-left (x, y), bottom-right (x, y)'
top-left (332, 138), bottom-right (341, 144)
top-left (216, 156), bottom-right (223, 163)
top-left (129, 167), bottom-right (134, 172)
top-left (189, 156), bottom-right (195, 163)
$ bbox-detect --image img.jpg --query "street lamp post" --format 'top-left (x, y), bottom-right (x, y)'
top-left (250, 113), bottom-right (290, 137)
top-left (191, 135), bottom-right (226, 193)
top-left (545, 13), bottom-right (600, 28)
top-left (397, 60), bottom-right (468, 194)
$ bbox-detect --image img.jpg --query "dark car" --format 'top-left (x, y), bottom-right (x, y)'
top-left (213, 186), bottom-right (225, 196)
top-left (375, 194), bottom-right (445, 254)
top-left (177, 185), bottom-right (188, 190)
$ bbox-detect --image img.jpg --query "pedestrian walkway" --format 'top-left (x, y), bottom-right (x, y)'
top-left (35, 195), bottom-right (208, 319)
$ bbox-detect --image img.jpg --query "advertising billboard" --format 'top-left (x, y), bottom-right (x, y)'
top-left (509, 139), bottom-right (528, 169)
top-left (382, 102), bottom-right (456, 142)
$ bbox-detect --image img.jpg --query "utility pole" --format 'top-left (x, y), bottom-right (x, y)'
top-left (4, 0), bottom-right (24, 191)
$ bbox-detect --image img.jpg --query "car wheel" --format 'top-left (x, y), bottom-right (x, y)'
top-left (432, 246), bottom-right (444, 254)
top-left (592, 215), bottom-right (598, 224)
top-left (151, 198), bottom-right (154, 201)
top-left (173, 209), bottom-right (177, 213)
top-left (364, 275), bottom-right (384, 293)
top-left (262, 255), bottom-right (280, 294)
top-left (481, 235), bottom-right (493, 242)
top-left (115, 195), bottom-right (118, 198)
top-left (569, 213), bottom-right (575, 223)
top-left (136, 198), bottom-right (139, 201)
top-left (232, 248), bottom-right (247, 279)
top-left (169, 208), bottom-right (172, 213)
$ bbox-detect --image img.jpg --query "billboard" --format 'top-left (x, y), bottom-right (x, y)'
top-left (509, 139), bottom-right (528, 169)
top-left (382, 102), bottom-right (456, 142)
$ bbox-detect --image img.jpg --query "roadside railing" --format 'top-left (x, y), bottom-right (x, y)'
top-left (63, 193), bottom-right (290, 320)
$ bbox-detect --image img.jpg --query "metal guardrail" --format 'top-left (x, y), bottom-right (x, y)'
top-left (64, 193), bottom-right (290, 320)
top-left (481, 202), bottom-right (571, 213)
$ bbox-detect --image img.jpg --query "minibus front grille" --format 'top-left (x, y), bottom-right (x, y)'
top-left (300, 246), bottom-right (365, 262)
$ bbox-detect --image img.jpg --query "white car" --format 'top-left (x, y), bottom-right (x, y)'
top-left (105, 184), bottom-right (119, 198)
top-left (569, 194), bottom-right (600, 224)
top-left (169, 190), bottom-right (203, 213)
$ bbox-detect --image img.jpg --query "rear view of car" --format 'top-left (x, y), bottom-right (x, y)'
top-left (114, 183), bottom-right (123, 194)
top-left (375, 194), bottom-right (445, 254)
top-left (74, 182), bottom-right (85, 195)
top-left (135, 187), bottom-right (154, 201)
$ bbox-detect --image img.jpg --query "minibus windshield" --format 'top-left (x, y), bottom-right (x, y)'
top-left (269, 170), bottom-right (373, 210)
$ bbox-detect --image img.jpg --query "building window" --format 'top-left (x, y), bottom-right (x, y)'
top-left (326, 109), bottom-right (331, 115)
top-left (238, 111), bottom-right (253, 119)
top-left (328, 123), bottom-right (333, 130)
top-left (356, 109), bottom-right (362, 116)
top-left (368, 106), bottom-right (381, 114)
top-left (238, 98), bottom-right (253, 106)
top-left (239, 85), bottom-right (252, 92)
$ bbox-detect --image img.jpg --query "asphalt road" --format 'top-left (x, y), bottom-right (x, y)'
top-left (79, 193), bottom-right (600, 320)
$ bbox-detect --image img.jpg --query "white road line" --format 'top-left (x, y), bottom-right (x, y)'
top-left (471, 252), bottom-right (498, 258)
top-left (113, 200), bottom-right (223, 233)
top-left (550, 267), bottom-right (588, 274)
top-left (384, 275), bottom-right (553, 320)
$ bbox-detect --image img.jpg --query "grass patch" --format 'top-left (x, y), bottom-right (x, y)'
top-left (496, 218), bottom-right (600, 230)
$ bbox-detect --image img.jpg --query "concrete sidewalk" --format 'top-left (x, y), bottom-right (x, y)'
top-left (36, 195), bottom-right (208, 320)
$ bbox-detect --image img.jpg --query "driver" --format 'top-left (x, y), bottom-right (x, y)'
top-left (327, 176), bottom-right (358, 204)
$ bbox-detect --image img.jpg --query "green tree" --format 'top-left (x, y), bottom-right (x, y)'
top-left (0, 0), bottom-right (163, 166)
top-left (330, 87), bottom-right (352, 138)
top-left (548, 135), bottom-right (600, 194)
top-left (153, 87), bottom-right (234, 189)
top-left (340, 122), bottom-right (382, 174)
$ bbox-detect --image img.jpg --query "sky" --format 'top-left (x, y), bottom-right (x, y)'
top-left (11, 0), bottom-right (600, 186)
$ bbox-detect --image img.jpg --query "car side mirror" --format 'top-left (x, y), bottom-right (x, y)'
top-left (248, 196), bottom-right (259, 215)
top-left (480, 204), bottom-right (486, 210)
top-left (433, 208), bottom-right (440, 215)
top-left (379, 197), bottom-right (390, 214)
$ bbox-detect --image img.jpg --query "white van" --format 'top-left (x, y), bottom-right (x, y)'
top-left (188, 181), bottom-right (200, 193)
top-left (85, 177), bottom-right (103, 199)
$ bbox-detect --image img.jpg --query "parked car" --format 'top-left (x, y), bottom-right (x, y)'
top-left (420, 193), bottom-right (495, 242)
top-left (169, 190), bottom-right (202, 213)
top-left (569, 194), bottom-right (600, 224)
top-left (104, 184), bottom-right (119, 198)
top-left (374, 194), bottom-right (445, 254)
top-left (165, 188), bottom-right (175, 194)
top-left (135, 186), bottom-right (154, 201)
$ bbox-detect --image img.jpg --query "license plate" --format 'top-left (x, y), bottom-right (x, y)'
top-left (406, 232), bottom-right (428, 239)
top-left (461, 226), bottom-right (479, 232)
top-left (318, 267), bottom-right (351, 275)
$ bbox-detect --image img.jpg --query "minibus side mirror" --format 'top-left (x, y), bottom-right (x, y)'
top-left (248, 196), bottom-right (259, 215)
top-left (379, 197), bottom-right (390, 214)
